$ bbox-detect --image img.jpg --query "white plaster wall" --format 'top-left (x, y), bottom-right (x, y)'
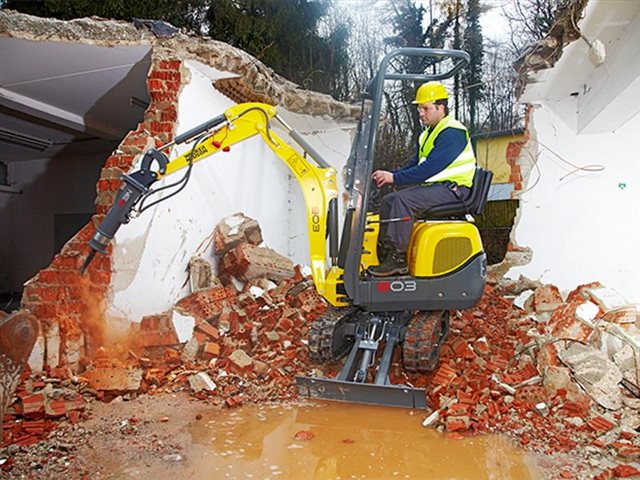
top-left (108, 60), bottom-right (355, 322)
top-left (508, 104), bottom-right (640, 303)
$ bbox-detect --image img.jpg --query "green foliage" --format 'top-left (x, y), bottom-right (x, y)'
top-left (3, 0), bottom-right (207, 31)
top-left (206, 0), bottom-right (350, 99)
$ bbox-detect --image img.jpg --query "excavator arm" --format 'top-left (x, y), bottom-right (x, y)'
top-left (84, 102), bottom-right (339, 295)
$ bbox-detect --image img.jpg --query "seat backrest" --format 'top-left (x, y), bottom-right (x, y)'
top-left (415, 167), bottom-right (493, 220)
top-left (470, 167), bottom-right (493, 216)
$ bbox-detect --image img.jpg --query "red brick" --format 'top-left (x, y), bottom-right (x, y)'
top-left (432, 363), bottom-right (457, 388)
top-left (158, 59), bottom-right (182, 70)
top-left (611, 465), bottom-right (640, 478)
top-left (588, 416), bottom-right (616, 432)
top-left (446, 416), bottom-right (470, 432)
top-left (202, 342), bottom-right (221, 358)
top-left (195, 319), bottom-right (220, 340)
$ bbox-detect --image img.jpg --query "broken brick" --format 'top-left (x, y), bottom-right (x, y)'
top-left (221, 243), bottom-right (294, 282)
top-left (228, 349), bottom-right (253, 375)
top-left (214, 213), bottom-right (263, 256)
top-left (202, 342), bottom-right (221, 358)
top-left (588, 415), bottom-right (616, 432)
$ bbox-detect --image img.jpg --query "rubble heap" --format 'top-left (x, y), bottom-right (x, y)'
top-left (2, 213), bottom-right (327, 448)
top-left (2, 214), bottom-right (639, 479)
top-left (413, 280), bottom-right (640, 479)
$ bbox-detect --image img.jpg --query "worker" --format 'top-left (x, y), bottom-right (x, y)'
top-left (368, 81), bottom-right (477, 277)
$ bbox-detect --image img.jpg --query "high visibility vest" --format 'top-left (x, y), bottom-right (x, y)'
top-left (417, 116), bottom-right (476, 187)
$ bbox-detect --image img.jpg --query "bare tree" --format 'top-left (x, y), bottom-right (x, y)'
top-left (502, 0), bottom-right (572, 56)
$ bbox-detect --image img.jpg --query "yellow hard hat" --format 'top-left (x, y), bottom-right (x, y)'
top-left (413, 81), bottom-right (449, 104)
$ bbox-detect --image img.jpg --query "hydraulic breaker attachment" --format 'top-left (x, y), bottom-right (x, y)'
top-left (297, 313), bottom-right (427, 409)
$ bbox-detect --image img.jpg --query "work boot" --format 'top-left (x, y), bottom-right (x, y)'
top-left (368, 248), bottom-right (408, 277)
top-left (376, 239), bottom-right (393, 263)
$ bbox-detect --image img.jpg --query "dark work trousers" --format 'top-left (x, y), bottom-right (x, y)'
top-left (379, 183), bottom-right (472, 252)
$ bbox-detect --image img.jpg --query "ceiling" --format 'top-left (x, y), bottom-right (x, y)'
top-left (0, 37), bottom-right (152, 163)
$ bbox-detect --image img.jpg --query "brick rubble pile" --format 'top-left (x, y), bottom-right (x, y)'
top-left (2, 214), bottom-right (639, 479)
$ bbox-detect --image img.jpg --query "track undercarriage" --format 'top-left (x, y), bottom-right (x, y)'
top-left (296, 307), bottom-right (449, 408)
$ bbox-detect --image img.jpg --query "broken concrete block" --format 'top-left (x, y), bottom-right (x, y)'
top-left (228, 349), bottom-right (253, 375)
top-left (188, 372), bottom-right (216, 393)
top-left (557, 342), bottom-right (623, 410)
top-left (586, 286), bottom-right (629, 312)
top-left (171, 310), bottom-right (195, 343)
top-left (575, 301), bottom-right (600, 324)
top-left (597, 324), bottom-right (640, 392)
top-left (542, 365), bottom-right (582, 397)
top-left (188, 256), bottom-right (221, 292)
top-left (213, 213), bottom-right (263, 256)
top-left (84, 368), bottom-right (143, 393)
top-left (181, 336), bottom-right (200, 363)
top-left (533, 284), bottom-right (564, 313)
top-left (221, 243), bottom-right (294, 282)
top-left (513, 289), bottom-right (534, 310)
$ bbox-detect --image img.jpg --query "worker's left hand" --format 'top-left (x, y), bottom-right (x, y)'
top-left (372, 170), bottom-right (394, 187)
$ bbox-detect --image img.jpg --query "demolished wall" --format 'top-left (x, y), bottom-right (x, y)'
top-left (509, 0), bottom-right (640, 304)
top-left (0, 11), bottom-right (357, 374)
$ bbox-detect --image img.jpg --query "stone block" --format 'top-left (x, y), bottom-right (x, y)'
top-left (213, 213), bottom-right (263, 256)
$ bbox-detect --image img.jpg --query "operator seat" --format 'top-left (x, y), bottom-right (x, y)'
top-left (414, 167), bottom-right (493, 220)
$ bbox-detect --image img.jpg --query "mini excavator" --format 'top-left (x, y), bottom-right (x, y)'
top-left (82, 48), bottom-right (493, 408)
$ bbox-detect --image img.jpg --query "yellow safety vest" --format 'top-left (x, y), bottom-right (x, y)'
top-left (417, 116), bottom-right (476, 187)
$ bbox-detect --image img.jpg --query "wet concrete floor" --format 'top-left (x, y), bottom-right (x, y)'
top-left (182, 400), bottom-right (542, 480)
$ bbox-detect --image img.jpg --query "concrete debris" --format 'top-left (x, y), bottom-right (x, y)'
top-left (188, 257), bottom-right (221, 292)
top-left (4, 215), bottom-right (640, 478)
top-left (188, 372), bottom-right (216, 393)
top-left (585, 286), bottom-right (630, 312)
top-left (557, 342), bottom-right (623, 410)
top-left (513, 289), bottom-right (534, 310)
top-left (533, 284), bottom-right (565, 314)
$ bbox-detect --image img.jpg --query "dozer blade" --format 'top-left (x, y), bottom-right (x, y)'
top-left (296, 376), bottom-right (426, 409)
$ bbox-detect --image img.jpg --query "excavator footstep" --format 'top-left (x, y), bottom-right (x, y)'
top-left (295, 376), bottom-right (426, 409)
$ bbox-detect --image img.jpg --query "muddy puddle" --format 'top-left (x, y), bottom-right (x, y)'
top-left (180, 400), bottom-right (542, 479)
